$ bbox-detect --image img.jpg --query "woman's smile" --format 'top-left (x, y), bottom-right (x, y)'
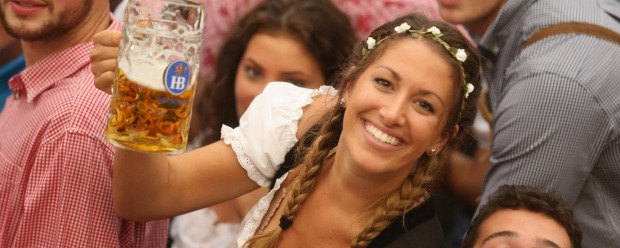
top-left (364, 121), bottom-right (402, 146)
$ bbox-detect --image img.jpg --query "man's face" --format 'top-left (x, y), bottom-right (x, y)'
top-left (472, 209), bottom-right (572, 248)
top-left (435, 0), bottom-right (505, 35)
top-left (0, 0), bottom-right (93, 41)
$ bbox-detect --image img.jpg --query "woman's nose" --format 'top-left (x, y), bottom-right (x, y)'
top-left (379, 97), bottom-right (406, 126)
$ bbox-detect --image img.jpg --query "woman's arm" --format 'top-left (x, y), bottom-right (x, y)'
top-left (112, 95), bottom-right (334, 221)
top-left (91, 30), bottom-right (337, 221)
top-left (112, 140), bottom-right (258, 221)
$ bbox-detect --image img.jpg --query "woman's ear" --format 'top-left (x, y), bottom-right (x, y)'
top-left (450, 124), bottom-right (460, 140)
top-left (432, 124), bottom-right (459, 154)
top-left (340, 66), bottom-right (356, 97)
top-left (341, 89), bottom-right (350, 103)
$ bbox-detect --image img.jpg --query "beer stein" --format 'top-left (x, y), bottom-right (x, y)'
top-left (106, 0), bottom-right (205, 154)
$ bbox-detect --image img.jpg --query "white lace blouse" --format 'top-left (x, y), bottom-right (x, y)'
top-left (219, 82), bottom-right (338, 247)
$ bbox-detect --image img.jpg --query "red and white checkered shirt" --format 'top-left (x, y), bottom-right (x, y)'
top-left (0, 16), bottom-right (168, 247)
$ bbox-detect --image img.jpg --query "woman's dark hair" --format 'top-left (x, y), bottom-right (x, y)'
top-left (193, 0), bottom-right (356, 146)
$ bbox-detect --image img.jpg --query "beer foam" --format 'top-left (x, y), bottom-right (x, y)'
top-left (119, 59), bottom-right (183, 92)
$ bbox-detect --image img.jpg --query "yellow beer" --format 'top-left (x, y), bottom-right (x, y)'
top-left (106, 61), bottom-right (196, 154)
top-left (109, 0), bottom-right (204, 154)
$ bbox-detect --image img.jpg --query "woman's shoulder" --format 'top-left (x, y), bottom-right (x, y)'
top-left (253, 82), bottom-right (338, 140)
top-left (244, 82), bottom-right (337, 123)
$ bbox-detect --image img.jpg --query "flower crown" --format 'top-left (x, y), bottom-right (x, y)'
top-left (362, 23), bottom-right (474, 99)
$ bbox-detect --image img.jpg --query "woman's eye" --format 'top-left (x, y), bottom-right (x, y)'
top-left (374, 78), bottom-right (391, 89)
top-left (416, 101), bottom-right (435, 113)
top-left (245, 67), bottom-right (261, 79)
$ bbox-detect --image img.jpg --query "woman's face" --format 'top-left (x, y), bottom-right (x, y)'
top-left (234, 31), bottom-right (325, 117)
top-left (339, 38), bottom-right (458, 180)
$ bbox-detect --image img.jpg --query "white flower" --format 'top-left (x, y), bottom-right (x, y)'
top-left (455, 49), bottom-right (467, 62)
top-left (394, 22), bottom-right (411, 33)
top-left (465, 83), bottom-right (474, 99)
top-left (427, 26), bottom-right (441, 35)
top-left (366, 37), bottom-right (376, 50)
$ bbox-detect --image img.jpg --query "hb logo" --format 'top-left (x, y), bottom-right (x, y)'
top-left (164, 60), bottom-right (191, 95)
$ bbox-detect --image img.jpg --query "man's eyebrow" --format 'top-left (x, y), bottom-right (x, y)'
top-left (482, 230), bottom-right (518, 244)
top-left (483, 231), bottom-right (564, 248)
top-left (536, 237), bottom-right (562, 248)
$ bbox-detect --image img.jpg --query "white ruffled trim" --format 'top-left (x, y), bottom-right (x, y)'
top-left (266, 85), bottom-right (339, 171)
top-left (221, 125), bottom-right (271, 187)
top-left (221, 84), bottom-right (338, 188)
top-left (314, 85), bottom-right (339, 98)
top-left (279, 85), bottom-right (338, 158)
top-left (170, 208), bottom-right (239, 248)
top-left (236, 172), bottom-right (290, 248)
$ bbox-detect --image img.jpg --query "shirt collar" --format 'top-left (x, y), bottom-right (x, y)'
top-left (478, 0), bottom-right (533, 61)
top-left (9, 14), bottom-right (121, 103)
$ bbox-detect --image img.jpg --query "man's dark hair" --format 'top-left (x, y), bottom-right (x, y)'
top-left (462, 185), bottom-right (582, 248)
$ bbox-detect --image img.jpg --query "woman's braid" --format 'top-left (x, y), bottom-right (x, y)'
top-left (244, 108), bottom-right (344, 247)
top-left (351, 154), bottom-right (445, 247)
top-left (283, 108), bottom-right (344, 225)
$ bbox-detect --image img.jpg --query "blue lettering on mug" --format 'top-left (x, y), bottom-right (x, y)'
top-left (164, 60), bottom-right (191, 95)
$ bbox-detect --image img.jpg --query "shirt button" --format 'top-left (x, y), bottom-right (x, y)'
top-left (492, 45), bottom-right (500, 55)
top-left (14, 92), bottom-right (20, 100)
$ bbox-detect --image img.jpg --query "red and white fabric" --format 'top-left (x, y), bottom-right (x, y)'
top-left (0, 16), bottom-right (168, 248)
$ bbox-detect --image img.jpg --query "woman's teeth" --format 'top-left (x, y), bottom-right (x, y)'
top-left (365, 123), bottom-right (400, 146)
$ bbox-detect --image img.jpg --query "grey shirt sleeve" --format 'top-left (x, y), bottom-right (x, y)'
top-left (482, 72), bottom-right (609, 205)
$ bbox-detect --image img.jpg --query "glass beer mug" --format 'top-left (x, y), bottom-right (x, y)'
top-left (106, 0), bottom-right (205, 154)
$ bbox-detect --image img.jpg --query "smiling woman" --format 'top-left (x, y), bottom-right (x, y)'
top-left (337, 38), bottom-right (457, 178)
top-left (89, 11), bottom-right (482, 248)
top-left (240, 13), bottom-right (481, 247)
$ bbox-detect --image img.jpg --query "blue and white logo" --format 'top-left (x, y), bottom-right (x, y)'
top-left (164, 60), bottom-right (191, 95)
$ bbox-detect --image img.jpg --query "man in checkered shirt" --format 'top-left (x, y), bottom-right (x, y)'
top-left (436, 0), bottom-right (620, 246)
top-left (0, 1), bottom-right (167, 247)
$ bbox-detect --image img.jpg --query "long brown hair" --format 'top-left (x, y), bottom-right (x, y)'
top-left (193, 0), bottom-right (356, 146)
top-left (245, 13), bottom-right (482, 247)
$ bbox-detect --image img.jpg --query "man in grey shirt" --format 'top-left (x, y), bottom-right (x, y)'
top-left (435, 0), bottom-right (620, 246)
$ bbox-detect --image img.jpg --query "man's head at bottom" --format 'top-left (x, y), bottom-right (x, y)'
top-left (462, 185), bottom-right (582, 248)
